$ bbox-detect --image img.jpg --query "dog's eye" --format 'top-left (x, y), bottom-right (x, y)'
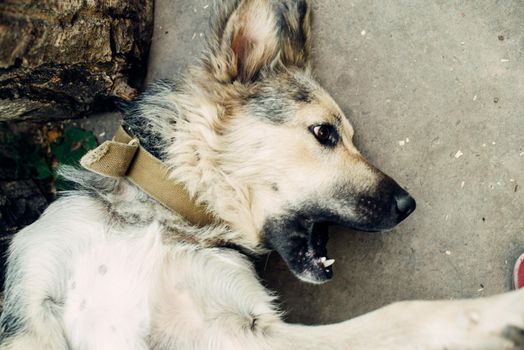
top-left (309, 124), bottom-right (338, 147)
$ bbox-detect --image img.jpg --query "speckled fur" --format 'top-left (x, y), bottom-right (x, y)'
top-left (1, 1), bottom-right (524, 349)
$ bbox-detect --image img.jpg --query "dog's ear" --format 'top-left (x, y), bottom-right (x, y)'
top-left (206, 0), bottom-right (280, 83)
top-left (277, 0), bottom-right (312, 70)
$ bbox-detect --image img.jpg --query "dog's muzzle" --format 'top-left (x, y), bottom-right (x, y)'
top-left (263, 178), bottom-right (416, 284)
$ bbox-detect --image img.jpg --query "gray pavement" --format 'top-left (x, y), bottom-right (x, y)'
top-left (98, 0), bottom-right (524, 324)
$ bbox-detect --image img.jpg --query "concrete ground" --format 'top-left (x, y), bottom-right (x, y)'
top-left (90, 0), bottom-right (524, 324)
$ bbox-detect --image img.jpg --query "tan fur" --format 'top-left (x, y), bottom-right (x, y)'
top-left (162, 73), bottom-right (382, 245)
top-left (2, 1), bottom-right (522, 349)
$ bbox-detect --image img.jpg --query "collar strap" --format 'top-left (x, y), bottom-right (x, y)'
top-left (80, 126), bottom-right (215, 227)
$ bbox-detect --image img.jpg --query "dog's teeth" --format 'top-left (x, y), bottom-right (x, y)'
top-left (323, 259), bottom-right (335, 267)
top-left (320, 257), bottom-right (327, 263)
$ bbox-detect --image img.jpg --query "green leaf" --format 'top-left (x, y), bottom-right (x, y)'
top-left (33, 158), bottom-right (53, 180)
top-left (51, 127), bottom-right (98, 167)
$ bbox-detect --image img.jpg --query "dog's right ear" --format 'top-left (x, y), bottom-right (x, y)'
top-left (277, 0), bottom-right (312, 70)
top-left (205, 0), bottom-right (281, 84)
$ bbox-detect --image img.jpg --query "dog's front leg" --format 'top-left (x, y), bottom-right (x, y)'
top-left (152, 248), bottom-right (524, 349)
top-left (268, 289), bottom-right (524, 350)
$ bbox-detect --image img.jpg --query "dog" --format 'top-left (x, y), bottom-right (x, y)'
top-left (1, 0), bottom-right (524, 349)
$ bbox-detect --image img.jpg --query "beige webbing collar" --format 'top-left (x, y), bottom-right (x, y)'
top-left (80, 126), bottom-right (215, 227)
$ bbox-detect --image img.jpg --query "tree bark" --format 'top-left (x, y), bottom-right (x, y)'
top-left (0, 179), bottom-right (48, 237)
top-left (0, 0), bottom-right (154, 121)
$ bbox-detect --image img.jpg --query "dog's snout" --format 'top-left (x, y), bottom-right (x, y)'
top-left (394, 190), bottom-right (416, 220)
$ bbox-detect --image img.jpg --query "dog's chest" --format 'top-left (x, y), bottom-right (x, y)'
top-left (62, 222), bottom-right (167, 348)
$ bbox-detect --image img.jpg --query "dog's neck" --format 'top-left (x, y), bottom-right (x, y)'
top-left (82, 126), bottom-right (217, 227)
top-left (122, 78), bottom-right (264, 252)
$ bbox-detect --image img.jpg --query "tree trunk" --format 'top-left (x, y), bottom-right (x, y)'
top-left (0, 179), bottom-right (48, 237)
top-left (0, 0), bottom-right (154, 121)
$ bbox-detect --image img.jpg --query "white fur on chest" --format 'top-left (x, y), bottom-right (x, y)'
top-left (63, 222), bottom-right (165, 350)
top-left (27, 197), bottom-right (164, 350)
top-left (8, 195), bottom-right (277, 350)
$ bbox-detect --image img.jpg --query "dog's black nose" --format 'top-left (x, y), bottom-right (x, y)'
top-left (394, 191), bottom-right (416, 220)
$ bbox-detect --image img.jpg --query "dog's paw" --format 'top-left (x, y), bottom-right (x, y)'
top-left (386, 289), bottom-right (524, 350)
top-left (502, 325), bottom-right (524, 346)
top-left (448, 289), bottom-right (524, 350)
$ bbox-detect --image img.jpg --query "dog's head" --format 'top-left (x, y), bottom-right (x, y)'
top-left (174, 0), bottom-right (415, 283)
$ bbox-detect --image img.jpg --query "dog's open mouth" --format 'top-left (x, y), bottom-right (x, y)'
top-left (305, 221), bottom-right (335, 282)
top-left (264, 216), bottom-right (337, 284)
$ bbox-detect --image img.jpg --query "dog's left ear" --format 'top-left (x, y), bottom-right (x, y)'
top-left (205, 0), bottom-right (312, 84)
